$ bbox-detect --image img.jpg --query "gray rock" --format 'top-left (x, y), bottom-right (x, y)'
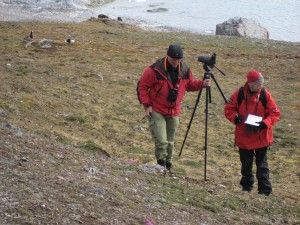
top-left (138, 164), bottom-right (165, 173)
top-left (89, 73), bottom-right (104, 80)
top-left (0, 108), bottom-right (7, 116)
top-left (85, 166), bottom-right (96, 174)
top-left (13, 127), bottom-right (24, 136)
top-left (136, 125), bottom-right (145, 131)
top-left (216, 17), bottom-right (269, 39)
top-left (147, 8), bottom-right (168, 13)
top-left (98, 14), bottom-right (109, 19)
top-left (88, 188), bottom-right (106, 195)
top-left (0, 157), bottom-right (14, 166)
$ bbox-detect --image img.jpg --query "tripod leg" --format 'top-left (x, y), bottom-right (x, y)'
top-left (204, 86), bottom-right (209, 181)
top-left (178, 89), bottom-right (203, 157)
top-left (211, 74), bottom-right (228, 103)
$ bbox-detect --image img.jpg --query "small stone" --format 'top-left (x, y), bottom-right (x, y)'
top-left (0, 108), bottom-right (7, 115)
top-left (85, 167), bottom-right (96, 174)
top-left (136, 126), bottom-right (145, 131)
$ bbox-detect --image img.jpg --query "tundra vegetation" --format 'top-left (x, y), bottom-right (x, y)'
top-left (0, 19), bottom-right (299, 224)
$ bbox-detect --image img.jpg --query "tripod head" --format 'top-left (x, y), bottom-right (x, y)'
top-left (198, 53), bottom-right (226, 76)
top-left (203, 64), bottom-right (213, 77)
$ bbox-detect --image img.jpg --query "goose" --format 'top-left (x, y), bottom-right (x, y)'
top-left (24, 31), bottom-right (33, 41)
top-left (66, 36), bottom-right (75, 44)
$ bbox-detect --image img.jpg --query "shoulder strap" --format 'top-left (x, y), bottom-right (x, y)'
top-left (237, 86), bottom-right (244, 106)
top-left (237, 86), bottom-right (267, 108)
top-left (259, 87), bottom-right (267, 108)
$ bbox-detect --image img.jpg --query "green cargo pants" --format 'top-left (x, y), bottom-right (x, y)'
top-left (148, 110), bottom-right (179, 163)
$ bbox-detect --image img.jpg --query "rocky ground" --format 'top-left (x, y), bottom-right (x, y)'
top-left (1, 117), bottom-right (298, 225)
top-left (0, 121), bottom-right (223, 224)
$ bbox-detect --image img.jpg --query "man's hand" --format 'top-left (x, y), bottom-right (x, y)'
top-left (203, 79), bottom-right (211, 87)
top-left (145, 105), bottom-right (152, 118)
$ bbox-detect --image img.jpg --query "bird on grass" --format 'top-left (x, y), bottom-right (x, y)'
top-left (24, 31), bottom-right (33, 41)
top-left (66, 36), bottom-right (75, 44)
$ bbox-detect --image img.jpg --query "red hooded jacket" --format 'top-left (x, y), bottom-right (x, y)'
top-left (137, 57), bottom-right (206, 117)
top-left (224, 83), bottom-right (280, 149)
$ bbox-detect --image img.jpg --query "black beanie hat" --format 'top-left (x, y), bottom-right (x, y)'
top-left (167, 44), bottom-right (183, 59)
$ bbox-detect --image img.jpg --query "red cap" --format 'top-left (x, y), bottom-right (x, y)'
top-left (247, 70), bottom-right (264, 85)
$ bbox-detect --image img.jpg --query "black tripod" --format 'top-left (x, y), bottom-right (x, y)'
top-left (178, 63), bottom-right (228, 181)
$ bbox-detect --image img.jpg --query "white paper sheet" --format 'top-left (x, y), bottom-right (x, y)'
top-left (244, 114), bottom-right (263, 126)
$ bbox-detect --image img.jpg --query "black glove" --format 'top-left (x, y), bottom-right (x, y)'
top-left (234, 114), bottom-right (243, 124)
top-left (256, 121), bottom-right (267, 129)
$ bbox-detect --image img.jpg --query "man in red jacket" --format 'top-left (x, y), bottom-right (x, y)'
top-left (137, 44), bottom-right (211, 170)
top-left (224, 70), bottom-right (280, 196)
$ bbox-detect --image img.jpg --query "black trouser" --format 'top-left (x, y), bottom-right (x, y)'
top-left (239, 147), bottom-right (272, 194)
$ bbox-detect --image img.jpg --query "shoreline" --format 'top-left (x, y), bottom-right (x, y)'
top-left (0, 0), bottom-right (114, 23)
top-left (0, 7), bottom-right (299, 44)
top-left (1, 0), bottom-right (300, 43)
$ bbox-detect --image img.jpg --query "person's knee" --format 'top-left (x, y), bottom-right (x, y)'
top-left (156, 139), bottom-right (168, 146)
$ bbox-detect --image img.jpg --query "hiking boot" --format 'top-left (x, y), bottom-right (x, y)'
top-left (242, 187), bottom-right (252, 192)
top-left (157, 159), bottom-right (166, 167)
top-left (258, 191), bottom-right (270, 196)
top-left (166, 162), bottom-right (172, 170)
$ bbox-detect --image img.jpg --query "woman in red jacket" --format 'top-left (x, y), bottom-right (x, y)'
top-left (137, 44), bottom-right (211, 170)
top-left (224, 70), bottom-right (280, 196)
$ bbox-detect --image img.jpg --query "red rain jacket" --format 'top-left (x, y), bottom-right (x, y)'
top-left (137, 57), bottom-right (206, 117)
top-left (224, 83), bottom-right (280, 149)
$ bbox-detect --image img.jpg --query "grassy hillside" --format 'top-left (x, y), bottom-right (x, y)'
top-left (0, 19), bottom-right (299, 224)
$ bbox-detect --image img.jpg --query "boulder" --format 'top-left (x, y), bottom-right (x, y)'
top-left (216, 17), bottom-right (269, 39)
top-left (98, 14), bottom-right (109, 19)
